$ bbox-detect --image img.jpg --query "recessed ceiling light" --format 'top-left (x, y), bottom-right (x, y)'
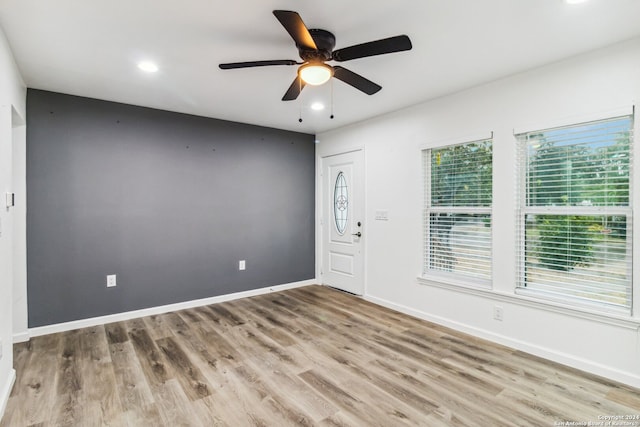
top-left (565, 0), bottom-right (588, 4)
top-left (311, 102), bottom-right (325, 111)
top-left (137, 61), bottom-right (159, 73)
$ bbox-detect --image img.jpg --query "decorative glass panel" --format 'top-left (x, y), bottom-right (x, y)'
top-left (334, 172), bottom-right (348, 235)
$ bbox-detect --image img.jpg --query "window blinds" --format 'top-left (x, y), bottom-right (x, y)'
top-left (424, 139), bottom-right (492, 283)
top-left (516, 116), bottom-right (633, 311)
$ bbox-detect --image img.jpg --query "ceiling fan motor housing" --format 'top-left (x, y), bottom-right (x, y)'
top-left (298, 29), bottom-right (336, 62)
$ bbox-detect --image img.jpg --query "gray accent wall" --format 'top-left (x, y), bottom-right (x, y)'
top-left (26, 89), bottom-right (315, 327)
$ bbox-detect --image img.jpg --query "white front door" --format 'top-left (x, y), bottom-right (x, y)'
top-left (322, 150), bottom-right (364, 295)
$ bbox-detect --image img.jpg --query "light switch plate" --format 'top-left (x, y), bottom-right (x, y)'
top-left (5, 192), bottom-right (15, 208)
top-left (375, 210), bottom-right (389, 221)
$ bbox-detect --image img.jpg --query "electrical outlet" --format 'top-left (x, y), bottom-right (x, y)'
top-left (493, 306), bottom-right (504, 321)
top-left (239, 260), bottom-right (246, 271)
top-left (107, 274), bottom-right (117, 287)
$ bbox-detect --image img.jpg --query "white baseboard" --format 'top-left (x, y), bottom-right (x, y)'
top-left (29, 279), bottom-right (316, 338)
top-left (12, 331), bottom-right (29, 344)
top-left (364, 294), bottom-right (640, 389)
top-left (0, 369), bottom-right (16, 422)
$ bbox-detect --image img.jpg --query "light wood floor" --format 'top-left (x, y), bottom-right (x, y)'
top-left (2, 285), bottom-right (639, 426)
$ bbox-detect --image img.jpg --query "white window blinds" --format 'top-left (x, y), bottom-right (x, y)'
top-left (423, 139), bottom-right (492, 283)
top-left (516, 115), bottom-right (633, 312)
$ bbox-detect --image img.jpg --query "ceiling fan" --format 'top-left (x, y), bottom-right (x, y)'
top-left (219, 10), bottom-right (412, 101)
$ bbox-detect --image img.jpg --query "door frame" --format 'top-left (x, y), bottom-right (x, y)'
top-left (316, 147), bottom-right (366, 295)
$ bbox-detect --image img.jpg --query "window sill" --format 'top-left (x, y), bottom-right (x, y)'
top-left (418, 273), bottom-right (492, 292)
top-left (417, 276), bottom-right (640, 330)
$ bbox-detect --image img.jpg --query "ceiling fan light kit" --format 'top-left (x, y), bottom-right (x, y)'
top-left (299, 63), bottom-right (333, 85)
top-left (219, 10), bottom-right (412, 102)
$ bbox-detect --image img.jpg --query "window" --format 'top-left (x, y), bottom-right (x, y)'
top-left (423, 138), bottom-right (493, 284)
top-left (516, 115), bottom-right (633, 313)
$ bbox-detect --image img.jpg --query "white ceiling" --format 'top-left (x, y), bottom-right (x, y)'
top-left (1, 0), bottom-right (640, 134)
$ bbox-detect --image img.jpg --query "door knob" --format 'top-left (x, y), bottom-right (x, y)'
top-left (352, 232), bottom-right (362, 237)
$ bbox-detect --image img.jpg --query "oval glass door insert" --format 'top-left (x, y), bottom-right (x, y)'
top-left (334, 171), bottom-right (348, 235)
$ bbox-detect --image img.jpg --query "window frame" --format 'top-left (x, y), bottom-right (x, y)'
top-left (515, 115), bottom-right (634, 314)
top-left (422, 136), bottom-right (494, 288)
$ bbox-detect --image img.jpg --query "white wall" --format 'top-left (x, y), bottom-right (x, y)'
top-left (317, 37), bottom-right (640, 388)
top-left (0, 24), bottom-right (26, 420)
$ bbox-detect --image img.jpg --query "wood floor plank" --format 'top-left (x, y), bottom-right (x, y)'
top-left (154, 379), bottom-right (205, 427)
top-left (175, 308), bottom-right (203, 325)
top-left (3, 284), bottom-right (639, 427)
top-left (3, 339), bottom-right (59, 426)
top-left (56, 331), bottom-right (82, 396)
top-left (110, 344), bottom-right (164, 427)
top-left (77, 326), bottom-right (124, 425)
top-left (234, 297), bottom-right (313, 341)
top-left (191, 320), bottom-right (242, 364)
top-left (189, 395), bottom-right (231, 427)
top-left (162, 312), bottom-right (223, 375)
top-left (155, 336), bottom-right (212, 401)
top-left (318, 410), bottom-right (365, 427)
top-left (192, 306), bottom-right (222, 324)
top-left (241, 351), bottom-right (338, 422)
top-left (191, 360), bottom-right (272, 426)
top-left (298, 369), bottom-right (381, 426)
top-left (9, 341), bottom-right (34, 398)
top-left (143, 314), bottom-right (176, 341)
top-left (104, 322), bottom-right (128, 345)
top-left (51, 331), bottom-right (86, 426)
top-left (51, 391), bottom-right (81, 427)
top-left (607, 386), bottom-right (640, 409)
top-left (125, 320), bottom-right (174, 386)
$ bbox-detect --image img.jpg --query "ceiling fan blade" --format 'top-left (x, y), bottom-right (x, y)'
top-left (332, 35), bottom-right (412, 62)
top-left (219, 60), bottom-right (298, 70)
top-left (282, 76), bottom-right (306, 101)
top-left (333, 66), bottom-right (381, 95)
top-left (273, 10), bottom-right (317, 50)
